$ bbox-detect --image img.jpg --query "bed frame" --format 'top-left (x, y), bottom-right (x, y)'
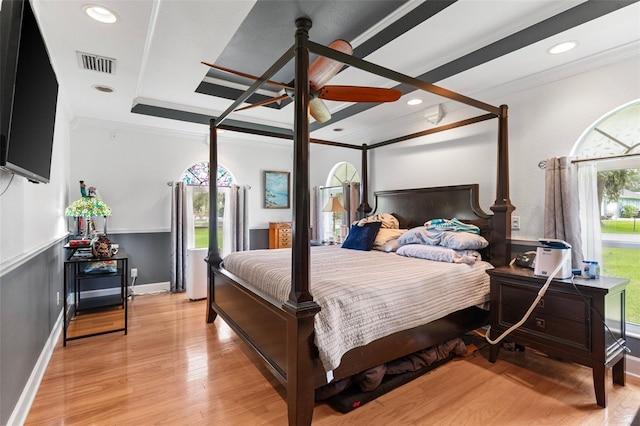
top-left (205, 18), bottom-right (514, 425)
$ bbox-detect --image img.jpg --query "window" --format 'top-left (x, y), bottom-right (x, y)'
top-left (180, 162), bottom-right (234, 249)
top-left (320, 162), bottom-right (360, 242)
top-left (572, 100), bottom-right (640, 327)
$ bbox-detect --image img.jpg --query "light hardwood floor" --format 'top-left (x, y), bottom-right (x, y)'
top-left (26, 293), bottom-right (640, 425)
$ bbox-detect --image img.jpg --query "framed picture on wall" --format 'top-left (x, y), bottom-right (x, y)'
top-left (264, 171), bottom-right (290, 209)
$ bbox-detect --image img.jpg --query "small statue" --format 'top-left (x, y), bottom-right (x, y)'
top-left (79, 180), bottom-right (87, 197)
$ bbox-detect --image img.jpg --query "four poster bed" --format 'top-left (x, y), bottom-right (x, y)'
top-left (205, 18), bottom-right (514, 425)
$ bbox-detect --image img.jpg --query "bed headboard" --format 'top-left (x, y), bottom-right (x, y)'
top-left (370, 184), bottom-right (497, 262)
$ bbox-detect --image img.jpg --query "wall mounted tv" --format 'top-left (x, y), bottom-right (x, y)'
top-left (1, 0), bottom-right (59, 184)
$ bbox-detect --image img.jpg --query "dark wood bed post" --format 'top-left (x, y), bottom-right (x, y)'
top-left (489, 104), bottom-right (514, 266)
top-left (282, 17), bottom-right (321, 426)
top-left (206, 120), bottom-right (222, 323)
top-left (357, 143), bottom-right (372, 216)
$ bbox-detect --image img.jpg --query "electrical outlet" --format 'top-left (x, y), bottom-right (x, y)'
top-left (511, 215), bottom-right (521, 230)
top-left (56, 291), bottom-right (60, 306)
top-left (131, 268), bottom-right (138, 278)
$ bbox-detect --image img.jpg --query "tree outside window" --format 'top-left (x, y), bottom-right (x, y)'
top-left (180, 162), bottom-right (234, 249)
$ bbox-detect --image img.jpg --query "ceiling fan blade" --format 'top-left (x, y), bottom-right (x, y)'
top-left (235, 94), bottom-right (291, 112)
top-left (309, 98), bottom-right (331, 123)
top-left (308, 39), bottom-right (353, 92)
top-left (201, 61), bottom-right (293, 90)
top-left (319, 86), bottom-right (402, 103)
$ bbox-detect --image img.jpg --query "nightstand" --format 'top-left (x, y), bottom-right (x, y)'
top-left (63, 250), bottom-right (128, 346)
top-left (487, 265), bottom-right (628, 408)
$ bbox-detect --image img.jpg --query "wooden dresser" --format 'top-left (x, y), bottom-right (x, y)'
top-left (487, 265), bottom-right (628, 408)
top-left (269, 222), bottom-right (292, 249)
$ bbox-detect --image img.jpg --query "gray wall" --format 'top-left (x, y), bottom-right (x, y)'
top-left (111, 233), bottom-right (172, 285)
top-left (0, 241), bottom-right (65, 425)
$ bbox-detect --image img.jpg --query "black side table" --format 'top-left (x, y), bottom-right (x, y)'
top-left (63, 249), bottom-right (128, 345)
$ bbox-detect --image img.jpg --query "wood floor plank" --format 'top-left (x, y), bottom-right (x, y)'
top-left (26, 293), bottom-right (640, 425)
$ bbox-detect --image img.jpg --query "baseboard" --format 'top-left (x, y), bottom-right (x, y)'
top-left (130, 281), bottom-right (170, 295)
top-left (8, 310), bottom-right (63, 426)
top-left (627, 354), bottom-right (640, 379)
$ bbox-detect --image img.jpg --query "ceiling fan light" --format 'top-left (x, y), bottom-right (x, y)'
top-left (84, 5), bottom-right (118, 24)
top-left (547, 41), bottom-right (577, 55)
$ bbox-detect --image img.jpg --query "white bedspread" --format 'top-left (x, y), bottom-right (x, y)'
top-left (221, 245), bottom-right (492, 373)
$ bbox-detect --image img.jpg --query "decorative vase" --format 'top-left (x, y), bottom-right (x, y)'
top-left (92, 235), bottom-right (115, 258)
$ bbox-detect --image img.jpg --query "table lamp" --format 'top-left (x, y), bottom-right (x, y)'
top-left (65, 181), bottom-right (112, 237)
top-left (322, 196), bottom-right (346, 243)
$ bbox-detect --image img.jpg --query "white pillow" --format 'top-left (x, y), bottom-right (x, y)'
top-left (396, 244), bottom-right (480, 265)
top-left (396, 226), bottom-right (442, 246)
top-left (373, 228), bottom-right (407, 246)
top-left (439, 231), bottom-right (488, 250)
top-left (373, 238), bottom-right (401, 253)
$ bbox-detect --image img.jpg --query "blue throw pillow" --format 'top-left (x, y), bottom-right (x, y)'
top-left (341, 222), bottom-right (382, 251)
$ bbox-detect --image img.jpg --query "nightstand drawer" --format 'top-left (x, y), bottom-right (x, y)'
top-left (500, 283), bottom-right (587, 323)
top-left (500, 304), bottom-right (589, 349)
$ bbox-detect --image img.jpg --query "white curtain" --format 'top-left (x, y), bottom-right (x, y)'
top-left (543, 156), bottom-right (584, 268)
top-left (221, 184), bottom-right (248, 257)
top-left (577, 161), bottom-right (603, 265)
top-left (170, 181), bottom-right (187, 292)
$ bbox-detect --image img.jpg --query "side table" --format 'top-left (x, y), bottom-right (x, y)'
top-left (63, 249), bottom-right (128, 345)
top-left (487, 265), bottom-right (628, 407)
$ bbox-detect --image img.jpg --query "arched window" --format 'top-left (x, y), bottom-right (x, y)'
top-left (180, 162), bottom-right (234, 187)
top-left (327, 161), bottom-right (360, 187)
top-left (573, 100), bottom-right (640, 327)
top-left (180, 162), bottom-right (235, 249)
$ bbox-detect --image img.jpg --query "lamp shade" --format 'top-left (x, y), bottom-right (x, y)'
top-left (323, 196), bottom-right (346, 213)
top-left (65, 196), bottom-right (112, 217)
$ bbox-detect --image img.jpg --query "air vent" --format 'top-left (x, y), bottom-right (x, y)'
top-left (77, 52), bottom-right (116, 74)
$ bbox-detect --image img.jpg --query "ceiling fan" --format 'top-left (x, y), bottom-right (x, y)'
top-left (202, 40), bottom-right (401, 123)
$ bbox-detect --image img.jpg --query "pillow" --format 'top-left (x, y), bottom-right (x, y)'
top-left (373, 238), bottom-right (401, 253)
top-left (439, 231), bottom-right (489, 250)
top-left (342, 222), bottom-right (382, 251)
top-left (396, 226), bottom-right (442, 246)
top-left (396, 245), bottom-right (481, 265)
top-left (373, 228), bottom-right (407, 246)
top-left (355, 213), bottom-right (399, 229)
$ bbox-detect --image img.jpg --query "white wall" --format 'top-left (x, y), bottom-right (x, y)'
top-left (0, 92), bottom-right (71, 266)
top-left (371, 56), bottom-right (640, 241)
top-left (68, 56), bottom-right (639, 241)
top-left (69, 122), bottom-right (357, 233)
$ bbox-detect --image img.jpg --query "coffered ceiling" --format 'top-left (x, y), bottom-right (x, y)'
top-left (30, 0), bottom-right (640, 145)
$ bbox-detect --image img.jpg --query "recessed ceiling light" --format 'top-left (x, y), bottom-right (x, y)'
top-left (547, 41), bottom-right (578, 55)
top-left (93, 84), bottom-right (114, 93)
top-left (84, 5), bottom-right (118, 24)
top-left (407, 98), bottom-right (423, 106)
top-left (333, 128), bottom-right (344, 132)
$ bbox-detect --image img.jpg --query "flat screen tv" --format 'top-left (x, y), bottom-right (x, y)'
top-left (1, 0), bottom-right (59, 184)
